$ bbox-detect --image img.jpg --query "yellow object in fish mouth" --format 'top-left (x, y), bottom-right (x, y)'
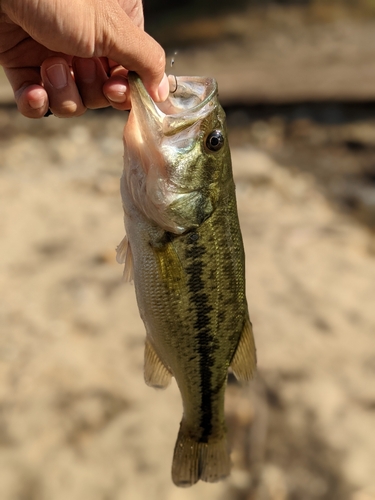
top-left (117, 72), bottom-right (257, 487)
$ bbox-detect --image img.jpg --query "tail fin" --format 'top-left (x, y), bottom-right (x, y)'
top-left (171, 425), bottom-right (231, 487)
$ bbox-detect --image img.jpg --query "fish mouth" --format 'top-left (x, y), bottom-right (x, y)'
top-left (128, 72), bottom-right (218, 137)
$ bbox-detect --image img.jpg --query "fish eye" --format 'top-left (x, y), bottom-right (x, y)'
top-left (205, 130), bottom-right (224, 152)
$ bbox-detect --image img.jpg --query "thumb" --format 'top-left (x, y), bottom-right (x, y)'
top-left (100, 2), bottom-right (168, 102)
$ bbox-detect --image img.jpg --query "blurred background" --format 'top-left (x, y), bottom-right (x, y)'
top-left (0, 1), bottom-right (375, 499)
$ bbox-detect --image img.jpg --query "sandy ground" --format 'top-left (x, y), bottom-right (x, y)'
top-left (0, 106), bottom-right (374, 500)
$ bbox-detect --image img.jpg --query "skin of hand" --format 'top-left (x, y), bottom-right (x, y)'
top-left (0, 0), bottom-right (169, 118)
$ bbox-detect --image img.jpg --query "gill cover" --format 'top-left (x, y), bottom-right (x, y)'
top-left (122, 73), bottom-right (222, 234)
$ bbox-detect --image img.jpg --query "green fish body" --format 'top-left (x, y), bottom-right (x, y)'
top-left (118, 73), bottom-right (256, 487)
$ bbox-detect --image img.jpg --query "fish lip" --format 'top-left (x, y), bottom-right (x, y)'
top-left (127, 71), bottom-right (164, 134)
top-left (128, 72), bottom-right (218, 135)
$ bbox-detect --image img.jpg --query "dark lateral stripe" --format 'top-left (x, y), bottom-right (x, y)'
top-left (185, 232), bottom-right (217, 441)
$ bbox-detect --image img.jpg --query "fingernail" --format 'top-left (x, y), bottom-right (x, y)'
top-left (156, 73), bottom-right (169, 102)
top-left (46, 64), bottom-right (68, 89)
top-left (106, 83), bottom-right (127, 103)
top-left (78, 59), bottom-right (97, 84)
top-left (29, 96), bottom-right (45, 109)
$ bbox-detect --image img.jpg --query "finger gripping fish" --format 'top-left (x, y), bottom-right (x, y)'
top-left (118, 72), bottom-right (257, 487)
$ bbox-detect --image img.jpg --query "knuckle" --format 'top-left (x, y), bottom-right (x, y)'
top-left (156, 47), bottom-right (166, 71)
top-left (148, 46), bottom-right (165, 79)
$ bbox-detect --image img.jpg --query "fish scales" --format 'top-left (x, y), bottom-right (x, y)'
top-left (119, 72), bottom-right (257, 487)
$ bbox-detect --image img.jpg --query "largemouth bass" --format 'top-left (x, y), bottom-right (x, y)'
top-left (117, 72), bottom-right (256, 487)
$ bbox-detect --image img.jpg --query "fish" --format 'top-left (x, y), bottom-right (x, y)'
top-left (117, 72), bottom-right (256, 487)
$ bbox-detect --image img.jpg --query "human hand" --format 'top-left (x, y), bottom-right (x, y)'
top-left (0, 0), bottom-right (168, 118)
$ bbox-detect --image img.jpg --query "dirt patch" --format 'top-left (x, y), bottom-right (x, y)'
top-left (0, 108), bottom-right (374, 499)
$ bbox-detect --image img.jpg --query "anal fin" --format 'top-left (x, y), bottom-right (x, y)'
top-left (144, 339), bottom-right (172, 389)
top-left (230, 314), bottom-right (257, 382)
top-left (116, 235), bottom-right (134, 282)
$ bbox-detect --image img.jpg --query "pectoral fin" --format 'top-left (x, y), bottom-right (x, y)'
top-left (116, 235), bottom-right (134, 282)
top-left (230, 315), bottom-right (257, 382)
top-left (144, 339), bottom-right (172, 389)
top-left (152, 238), bottom-right (183, 291)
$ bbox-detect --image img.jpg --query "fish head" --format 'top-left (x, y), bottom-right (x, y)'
top-left (123, 72), bottom-right (232, 233)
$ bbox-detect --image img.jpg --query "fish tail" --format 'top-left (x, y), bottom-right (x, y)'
top-left (171, 422), bottom-right (231, 487)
